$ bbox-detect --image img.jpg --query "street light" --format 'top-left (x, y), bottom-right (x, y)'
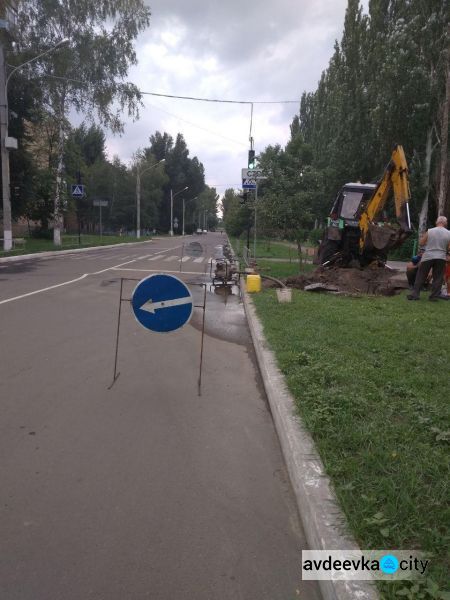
top-left (135, 158), bottom-right (165, 239)
top-left (1, 38), bottom-right (70, 251)
top-left (170, 186), bottom-right (188, 236)
top-left (180, 195), bottom-right (197, 236)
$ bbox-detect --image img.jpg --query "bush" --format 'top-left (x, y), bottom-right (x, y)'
top-left (388, 235), bottom-right (417, 260)
top-left (29, 228), bottom-right (53, 240)
top-left (308, 228), bottom-right (324, 245)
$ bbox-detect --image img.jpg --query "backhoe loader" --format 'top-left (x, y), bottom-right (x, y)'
top-left (318, 145), bottom-right (413, 266)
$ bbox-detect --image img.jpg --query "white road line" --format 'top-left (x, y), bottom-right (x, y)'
top-left (113, 267), bottom-right (201, 275)
top-left (180, 256), bottom-right (190, 262)
top-left (164, 255), bottom-right (179, 262)
top-left (0, 274), bottom-right (90, 305)
top-left (0, 245), bottom-right (183, 305)
top-left (148, 255), bottom-right (161, 261)
top-left (193, 257), bottom-right (204, 263)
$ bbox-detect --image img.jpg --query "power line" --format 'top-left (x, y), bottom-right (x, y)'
top-left (139, 90), bottom-right (300, 105)
top-left (34, 74), bottom-right (301, 105)
top-left (146, 100), bottom-right (247, 147)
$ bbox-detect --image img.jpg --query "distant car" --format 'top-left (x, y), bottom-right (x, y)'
top-left (203, 229), bottom-right (207, 234)
top-left (195, 228), bottom-right (203, 234)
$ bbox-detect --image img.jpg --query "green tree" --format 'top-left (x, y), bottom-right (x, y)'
top-left (13, 0), bottom-right (151, 244)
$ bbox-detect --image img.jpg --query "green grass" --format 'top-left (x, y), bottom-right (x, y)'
top-left (0, 234), bottom-right (152, 258)
top-left (253, 290), bottom-right (449, 599)
top-left (230, 236), bottom-right (304, 259)
top-left (256, 259), bottom-right (315, 279)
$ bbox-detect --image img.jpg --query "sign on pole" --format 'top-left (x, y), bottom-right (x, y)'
top-left (93, 199), bottom-right (108, 207)
top-left (241, 168), bottom-right (267, 180)
top-left (71, 184), bottom-right (85, 198)
top-left (242, 178), bottom-right (257, 190)
top-left (131, 274), bottom-right (193, 333)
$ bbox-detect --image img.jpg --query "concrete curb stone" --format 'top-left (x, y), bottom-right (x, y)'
top-left (242, 290), bottom-right (379, 600)
top-left (0, 240), bottom-right (154, 263)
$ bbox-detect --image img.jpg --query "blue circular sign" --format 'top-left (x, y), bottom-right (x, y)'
top-left (132, 274), bottom-right (193, 333)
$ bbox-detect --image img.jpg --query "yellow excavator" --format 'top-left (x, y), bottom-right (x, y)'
top-left (318, 145), bottom-right (413, 266)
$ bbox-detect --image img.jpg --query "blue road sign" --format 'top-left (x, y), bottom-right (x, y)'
top-left (242, 182), bottom-right (257, 190)
top-left (131, 274), bottom-right (193, 333)
top-left (71, 184), bottom-right (85, 198)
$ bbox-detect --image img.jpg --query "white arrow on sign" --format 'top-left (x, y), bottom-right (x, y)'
top-left (140, 296), bottom-right (192, 314)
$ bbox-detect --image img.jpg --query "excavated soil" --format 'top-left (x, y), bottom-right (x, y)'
top-left (281, 265), bottom-right (409, 296)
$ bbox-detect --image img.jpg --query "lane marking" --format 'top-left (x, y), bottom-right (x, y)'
top-left (0, 245), bottom-right (182, 305)
top-left (164, 255), bottom-right (179, 262)
top-left (180, 256), bottom-right (190, 262)
top-left (193, 257), bottom-right (204, 263)
top-left (112, 267), bottom-right (201, 275)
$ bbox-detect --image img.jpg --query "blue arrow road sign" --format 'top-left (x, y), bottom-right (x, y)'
top-left (71, 184), bottom-right (85, 198)
top-left (131, 274), bottom-right (193, 333)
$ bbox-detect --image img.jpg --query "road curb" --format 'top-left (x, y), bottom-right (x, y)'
top-left (0, 240), bottom-right (154, 263)
top-left (242, 290), bottom-right (379, 600)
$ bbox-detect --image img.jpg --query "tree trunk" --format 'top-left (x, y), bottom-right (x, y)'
top-left (53, 95), bottom-right (67, 246)
top-left (437, 64), bottom-right (449, 216)
top-left (418, 126), bottom-right (434, 234)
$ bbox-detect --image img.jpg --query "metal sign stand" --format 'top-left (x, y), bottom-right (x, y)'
top-left (179, 242), bottom-right (185, 272)
top-left (108, 278), bottom-right (207, 396)
top-left (197, 284), bottom-right (207, 396)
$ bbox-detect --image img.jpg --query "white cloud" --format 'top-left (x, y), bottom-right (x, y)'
top-left (104, 0), bottom-right (351, 195)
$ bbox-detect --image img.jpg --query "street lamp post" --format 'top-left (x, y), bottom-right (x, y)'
top-left (182, 196), bottom-right (197, 236)
top-left (1, 38), bottom-right (69, 251)
top-left (170, 186), bottom-right (188, 236)
top-left (135, 158), bottom-right (165, 239)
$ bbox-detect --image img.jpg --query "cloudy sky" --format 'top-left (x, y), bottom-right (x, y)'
top-left (106, 0), bottom-right (359, 196)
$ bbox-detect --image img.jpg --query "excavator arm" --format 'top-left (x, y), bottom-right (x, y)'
top-left (359, 145), bottom-right (412, 254)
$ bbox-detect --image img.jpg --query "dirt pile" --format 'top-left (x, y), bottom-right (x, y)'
top-left (284, 265), bottom-right (409, 296)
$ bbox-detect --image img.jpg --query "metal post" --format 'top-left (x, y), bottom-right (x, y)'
top-left (253, 183), bottom-right (258, 261)
top-left (100, 203), bottom-right (103, 238)
top-left (182, 197), bottom-right (185, 236)
top-left (170, 189), bottom-right (174, 236)
top-left (0, 44), bottom-right (12, 251)
top-left (136, 169), bottom-right (141, 239)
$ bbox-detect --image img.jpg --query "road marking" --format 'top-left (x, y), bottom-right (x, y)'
top-left (180, 256), bottom-right (190, 262)
top-left (0, 274), bottom-right (90, 305)
top-left (112, 267), bottom-right (201, 275)
top-left (193, 257), bottom-right (204, 263)
top-left (164, 255), bottom-right (179, 262)
top-left (148, 255), bottom-right (161, 261)
top-left (0, 245), bottom-right (182, 305)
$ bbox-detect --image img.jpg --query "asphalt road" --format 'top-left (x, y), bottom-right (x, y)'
top-left (0, 233), bottom-right (321, 600)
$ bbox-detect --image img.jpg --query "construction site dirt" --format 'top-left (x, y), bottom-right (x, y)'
top-left (265, 265), bottom-right (410, 296)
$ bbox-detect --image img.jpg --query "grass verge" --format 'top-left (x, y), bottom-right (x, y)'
top-left (252, 289), bottom-right (449, 599)
top-left (0, 234), bottom-right (152, 258)
top-left (229, 235), bottom-right (305, 259)
top-left (256, 259), bottom-right (315, 279)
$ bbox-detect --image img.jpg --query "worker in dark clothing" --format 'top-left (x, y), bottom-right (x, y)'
top-left (407, 216), bottom-right (450, 301)
top-left (406, 251), bottom-right (424, 288)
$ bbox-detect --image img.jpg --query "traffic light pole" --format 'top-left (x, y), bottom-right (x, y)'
top-left (253, 183), bottom-right (258, 262)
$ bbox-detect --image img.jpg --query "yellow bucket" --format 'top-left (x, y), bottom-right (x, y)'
top-left (246, 274), bottom-right (261, 293)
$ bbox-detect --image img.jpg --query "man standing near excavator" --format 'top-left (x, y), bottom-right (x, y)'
top-left (407, 216), bottom-right (450, 301)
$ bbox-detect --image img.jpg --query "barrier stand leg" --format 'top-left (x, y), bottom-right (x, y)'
top-left (108, 277), bottom-right (124, 389)
top-left (197, 284), bottom-right (207, 396)
top-left (179, 242), bottom-right (185, 272)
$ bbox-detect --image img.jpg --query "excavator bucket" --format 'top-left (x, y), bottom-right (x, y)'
top-left (366, 223), bottom-right (410, 251)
